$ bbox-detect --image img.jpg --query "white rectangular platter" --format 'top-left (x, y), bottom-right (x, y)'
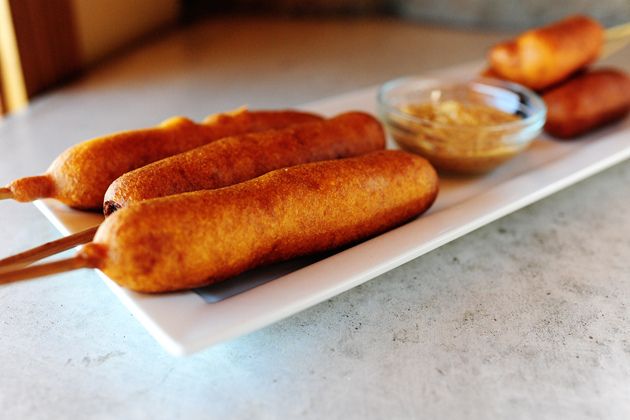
top-left (35, 63), bottom-right (630, 356)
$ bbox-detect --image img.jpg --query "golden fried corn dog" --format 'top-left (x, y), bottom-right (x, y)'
top-left (103, 112), bottom-right (385, 215)
top-left (74, 150), bottom-right (438, 293)
top-left (488, 15), bottom-right (603, 91)
top-left (543, 68), bottom-right (630, 139)
top-left (2, 109), bottom-right (322, 209)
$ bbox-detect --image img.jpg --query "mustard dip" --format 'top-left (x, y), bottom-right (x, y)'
top-left (391, 100), bottom-right (525, 174)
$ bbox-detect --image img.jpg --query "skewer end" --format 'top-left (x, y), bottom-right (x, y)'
top-left (0, 187), bottom-right (13, 200)
top-left (0, 225), bottom-right (99, 270)
top-left (0, 255), bottom-right (92, 286)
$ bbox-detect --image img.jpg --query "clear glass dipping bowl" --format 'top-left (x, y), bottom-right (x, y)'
top-left (377, 76), bottom-right (546, 174)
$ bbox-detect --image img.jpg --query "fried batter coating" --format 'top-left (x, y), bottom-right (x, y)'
top-left (6, 109), bottom-right (322, 209)
top-left (103, 112), bottom-right (385, 215)
top-left (543, 68), bottom-right (630, 139)
top-left (81, 151), bottom-right (439, 293)
top-left (488, 15), bottom-right (603, 91)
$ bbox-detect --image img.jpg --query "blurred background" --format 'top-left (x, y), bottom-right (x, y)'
top-left (0, 0), bottom-right (628, 115)
top-left (186, 0), bottom-right (630, 28)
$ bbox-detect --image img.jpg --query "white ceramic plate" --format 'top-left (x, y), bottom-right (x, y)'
top-left (35, 63), bottom-right (630, 356)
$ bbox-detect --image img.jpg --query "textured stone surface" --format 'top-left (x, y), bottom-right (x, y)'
top-left (0, 17), bottom-right (629, 420)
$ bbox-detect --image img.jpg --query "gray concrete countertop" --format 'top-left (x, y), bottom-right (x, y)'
top-left (1, 17), bottom-right (630, 420)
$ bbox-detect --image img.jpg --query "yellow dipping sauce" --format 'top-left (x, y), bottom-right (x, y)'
top-left (390, 100), bottom-right (525, 174)
top-left (403, 101), bottom-right (520, 126)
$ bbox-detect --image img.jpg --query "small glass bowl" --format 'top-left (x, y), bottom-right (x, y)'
top-left (377, 76), bottom-right (546, 174)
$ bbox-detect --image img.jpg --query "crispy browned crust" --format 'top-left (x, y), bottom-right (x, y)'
top-left (487, 41), bottom-right (522, 82)
top-left (103, 112), bottom-right (386, 215)
top-left (479, 66), bottom-right (504, 80)
top-left (11, 110), bottom-right (322, 209)
top-left (543, 68), bottom-right (630, 139)
top-left (84, 150), bottom-right (439, 293)
top-left (488, 15), bottom-right (603, 91)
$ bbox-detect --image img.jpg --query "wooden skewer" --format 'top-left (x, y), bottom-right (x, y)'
top-left (0, 187), bottom-right (13, 200)
top-left (0, 225), bottom-right (98, 271)
top-left (605, 22), bottom-right (630, 42)
top-left (0, 256), bottom-right (92, 286)
top-left (602, 22), bottom-right (630, 59)
top-left (602, 38), bottom-right (630, 59)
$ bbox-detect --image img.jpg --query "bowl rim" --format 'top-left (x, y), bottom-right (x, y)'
top-left (377, 75), bottom-right (547, 132)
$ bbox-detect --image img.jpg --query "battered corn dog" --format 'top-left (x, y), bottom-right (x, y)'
top-left (543, 68), bottom-right (630, 139)
top-left (67, 150), bottom-right (437, 293)
top-left (103, 112), bottom-right (385, 215)
top-left (2, 109), bottom-right (322, 210)
top-left (488, 15), bottom-right (603, 91)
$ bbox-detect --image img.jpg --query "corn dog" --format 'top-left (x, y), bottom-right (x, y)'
top-left (488, 15), bottom-right (603, 91)
top-left (63, 150), bottom-right (438, 293)
top-left (543, 68), bottom-right (630, 139)
top-left (103, 112), bottom-right (385, 215)
top-left (2, 109), bottom-right (322, 210)
top-left (0, 111), bottom-right (383, 270)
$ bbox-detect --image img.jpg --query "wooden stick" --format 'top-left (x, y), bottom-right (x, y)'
top-left (0, 187), bottom-right (13, 200)
top-left (0, 225), bottom-right (98, 271)
top-left (605, 22), bottom-right (630, 42)
top-left (0, 256), bottom-right (92, 285)
top-left (602, 38), bottom-right (630, 59)
top-left (602, 22), bottom-right (630, 59)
